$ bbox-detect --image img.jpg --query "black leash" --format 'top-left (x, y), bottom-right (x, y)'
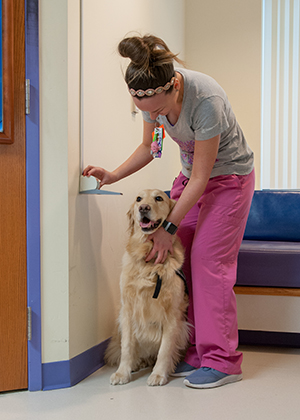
top-left (175, 268), bottom-right (189, 296)
top-left (152, 275), bottom-right (162, 299)
top-left (152, 269), bottom-right (188, 299)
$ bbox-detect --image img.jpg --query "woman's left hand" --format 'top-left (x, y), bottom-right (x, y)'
top-left (145, 227), bottom-right (174, 265)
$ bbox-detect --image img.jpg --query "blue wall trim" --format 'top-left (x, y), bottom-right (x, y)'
top-left (42, 339), bottom-right (109, 391)
top-left (26, 0), bottom-right (42, 391)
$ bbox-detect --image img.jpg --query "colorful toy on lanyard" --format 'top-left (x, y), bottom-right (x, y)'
top-left (151, 125), bottom-right (165, 158)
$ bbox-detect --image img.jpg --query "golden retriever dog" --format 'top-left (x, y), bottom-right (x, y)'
top-left (105, 189), bottom-right (189, 386)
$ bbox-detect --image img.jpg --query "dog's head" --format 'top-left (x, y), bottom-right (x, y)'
top-left (127, 189), bottom-right (176, 236)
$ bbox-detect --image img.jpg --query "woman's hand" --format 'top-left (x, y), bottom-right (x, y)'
top-left (82, 165), bottom-right (117, 188)
top-left (145, 227), bottom-right (174, 265)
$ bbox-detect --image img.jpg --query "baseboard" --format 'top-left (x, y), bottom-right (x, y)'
top-left (239, 330), bottom-right (300, 348)
top-left (40, 332), bottom-right (300, 390)
top-left (42, 339), bottom-right (109, 391)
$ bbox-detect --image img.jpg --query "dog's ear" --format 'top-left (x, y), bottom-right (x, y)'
top-left (127, 203), bottom-right (135, 235)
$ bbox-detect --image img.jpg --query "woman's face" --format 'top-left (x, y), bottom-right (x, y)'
top-left (132, 90), bottom-right (177, 121)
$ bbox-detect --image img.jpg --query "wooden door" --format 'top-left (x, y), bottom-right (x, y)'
top-left (0, 0), bottom-right (27, 392)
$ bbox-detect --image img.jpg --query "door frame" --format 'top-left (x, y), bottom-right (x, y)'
top-left (25, 0), bottom-right (42, 391)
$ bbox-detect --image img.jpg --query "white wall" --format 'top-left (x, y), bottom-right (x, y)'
top-left (40, 0), bottom-right (266, 365)
top-left (185, 0), bottom-right (262, 188)
top-left (237, 295), bottom-right (300, 333)
top-left (40, 0), bottom-right (184, 363)
top-left (184, 1), bottom-right (300, 334)
top-left (40, 0), bottom-right (70, 362)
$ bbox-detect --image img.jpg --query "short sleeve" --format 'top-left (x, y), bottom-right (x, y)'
top-left (193, 96), bottom-right (229, 141)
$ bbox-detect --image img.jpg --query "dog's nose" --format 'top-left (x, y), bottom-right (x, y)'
top-left (139, 204), bottom-right (151, 214)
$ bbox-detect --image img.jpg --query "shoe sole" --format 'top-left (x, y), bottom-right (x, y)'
top-left (183, 373), bottom-right (243, 389)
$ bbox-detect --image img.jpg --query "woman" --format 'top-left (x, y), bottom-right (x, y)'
top-left (83, 34), bottom-right (255, 389)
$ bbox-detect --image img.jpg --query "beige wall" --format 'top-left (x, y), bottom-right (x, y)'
top-left (185, 0), bottom-right (262, 187)
top-left (40, 0), bottom-right (263, 365)
top-left (40, 0), bottom-right (70, 362)
top-left (40, 0), bottom-right (184, 363)
top-left (237, 295), bottom-right (300, 333)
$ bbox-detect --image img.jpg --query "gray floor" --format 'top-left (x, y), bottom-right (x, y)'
top-left (2, 346), bottom-right (300, 420)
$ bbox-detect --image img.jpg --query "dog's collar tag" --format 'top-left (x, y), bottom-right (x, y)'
top-left (152, 275), bottom-right (162, 299)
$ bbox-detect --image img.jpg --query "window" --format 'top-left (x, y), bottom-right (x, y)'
top-left (261, 0), bottom-right (300, 189)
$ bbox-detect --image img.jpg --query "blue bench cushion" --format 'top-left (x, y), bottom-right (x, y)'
top-left (236, 240), bottom-right (300, 288)
top-left (244, 190), bottom-right (300, 242)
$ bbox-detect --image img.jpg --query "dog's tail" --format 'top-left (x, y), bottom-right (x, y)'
top-left (104, 329), bottom-right (121, 366)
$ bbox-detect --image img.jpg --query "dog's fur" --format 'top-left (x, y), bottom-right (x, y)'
top-left (105, 189), bottom-right (189, 386)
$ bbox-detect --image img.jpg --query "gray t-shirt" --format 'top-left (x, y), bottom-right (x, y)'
top-left (142, 68), bottom-right (254, 179)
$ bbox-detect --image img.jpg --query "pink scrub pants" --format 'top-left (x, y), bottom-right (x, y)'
top-left (171, 169), bottom-right (255, 375)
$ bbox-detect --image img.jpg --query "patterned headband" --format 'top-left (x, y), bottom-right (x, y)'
top-left (129, 77), bottom-right (175, 98)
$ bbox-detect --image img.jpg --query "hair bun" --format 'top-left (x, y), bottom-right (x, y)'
top-left (118, 34), bottom-right (184, 91)
top-left (118, 37), bottom-right (150, 68)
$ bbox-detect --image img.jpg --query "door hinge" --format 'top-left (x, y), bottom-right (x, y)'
top-left (27, 306), bottom-right (32, 341)
top-left (25, 79), bottom-right (30, 115)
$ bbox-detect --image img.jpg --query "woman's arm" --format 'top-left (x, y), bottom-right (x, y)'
top-left (82, 121), bottom-right (155, 188)
top-left (146, 134), bottom-right (220, 264)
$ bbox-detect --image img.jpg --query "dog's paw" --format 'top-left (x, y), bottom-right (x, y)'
top-left (147, 372), bottom-right (168, 386)
top-left (110, 371), bottom-right (131, 385)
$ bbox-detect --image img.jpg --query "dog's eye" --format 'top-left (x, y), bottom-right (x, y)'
top-left (136, 196), bottom-right (142, 202)
top-left (155, 196), bottom-right (163, 202)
